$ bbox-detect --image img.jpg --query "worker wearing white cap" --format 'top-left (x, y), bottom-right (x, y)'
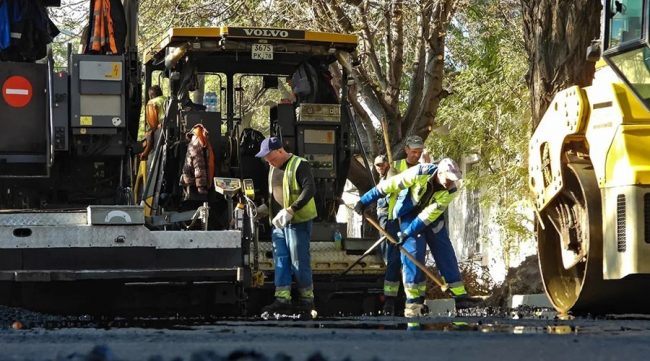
top-left (355, 158), bottom-right (471, 316)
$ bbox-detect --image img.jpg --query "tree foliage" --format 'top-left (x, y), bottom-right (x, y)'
top-left (428, 0), bottom-right (533, 257)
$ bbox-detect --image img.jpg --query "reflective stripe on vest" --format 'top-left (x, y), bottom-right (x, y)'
top-left (268, 155), bottom-right (317, 224)
top-left (90, 0), bottom-right (118, 54)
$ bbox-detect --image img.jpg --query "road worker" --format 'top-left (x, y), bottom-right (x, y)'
top-left (139, 85), bottom-right (166, 160)
top-left (256, 137), bottom-right (317, 316)
top-left (355, 158), bottom-right (467, 316)
top-left (134, 85), bottom-right (167, 207)
top-left (380, 135), bottom-right (425, 315)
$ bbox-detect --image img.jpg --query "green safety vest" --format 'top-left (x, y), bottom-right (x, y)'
top-left (379, 165), bottom-right (456, 225)
top-left (268, 155), bottom-right (317, 224)
top-left (386, 159), bottom-right (411, 220)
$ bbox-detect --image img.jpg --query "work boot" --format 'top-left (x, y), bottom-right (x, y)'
top-left (295, 299), bottom-right (317, 319)
top-left (404, 303), bottom-right (428, 318)
top-left (261, 299), bottom-right (293, 315)
top-left (296, 299), bottom-right (315, 312)
top-left (454, 294), bottom-right (483, 310)
top-left (383, 296), bottom-right (396, 316)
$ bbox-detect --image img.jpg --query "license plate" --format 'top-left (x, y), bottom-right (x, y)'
top-left (252, 43), bottom-right (273, 60)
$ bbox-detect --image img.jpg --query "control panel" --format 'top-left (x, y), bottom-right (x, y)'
top-left (214, 177), bottom-right (242, 198)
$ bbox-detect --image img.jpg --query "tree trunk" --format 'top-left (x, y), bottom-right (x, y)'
top-left (522, 0), bottom-right (602, 128)
top-left (348, 157), bottom-right (376, 195)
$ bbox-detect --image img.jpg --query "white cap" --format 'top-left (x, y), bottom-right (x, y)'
top-left (437, 158), bottom-right (462, 181)
top-left (374, 155), bottom-right (388, 165)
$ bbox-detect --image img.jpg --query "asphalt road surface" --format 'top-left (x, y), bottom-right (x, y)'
top-left (2, 312), bottom-right (650, 361)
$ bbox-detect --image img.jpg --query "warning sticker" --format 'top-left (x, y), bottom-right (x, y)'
top-left (80, 116), bottom-right (93, 126)
top-left (106, 63), bottom-right (122, 80)
top-left (79, 61), bottom-right (122, 81)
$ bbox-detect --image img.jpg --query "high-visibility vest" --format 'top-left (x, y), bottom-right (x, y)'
top-left (268, 155), bottom-right (317, 224)
top-left (90, 0), bottom-right (118, 54)
top-left (386, 159), bottom-right (411, 220)
top-left (379, 164), bottom-right (456, 226)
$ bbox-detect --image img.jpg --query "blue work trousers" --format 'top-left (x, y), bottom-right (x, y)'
top-left (398, 214), bottom-right (427, 304)
top-left (424, 219), bottom-right (462, 285)
top-left (271, 220), bottom-right (314, 300)
top-left (380, 219), bottom-right (402, 297)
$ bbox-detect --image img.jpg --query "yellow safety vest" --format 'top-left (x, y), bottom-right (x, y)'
top-left (386, 159), bottom-right (411, 220)
top-left (268, 155), bottom-right (317, 224)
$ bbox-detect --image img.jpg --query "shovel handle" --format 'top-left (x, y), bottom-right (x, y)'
top-left (358, 209), bottom-right (449, 292)
top-left (336, 235), bottom-right (386, 278)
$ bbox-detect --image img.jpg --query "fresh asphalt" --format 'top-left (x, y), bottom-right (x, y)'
top-left (2, 312), bottom-right (650, 361)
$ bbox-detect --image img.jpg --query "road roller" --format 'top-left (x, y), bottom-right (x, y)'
top-left (529, 0), bottom-right (650, 314)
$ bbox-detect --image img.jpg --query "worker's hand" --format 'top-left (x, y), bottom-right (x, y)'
top-left (353, 201), bottom-right (367, 215)
top-left (271, 213), bottom-right (283, 229)
top-left (396, 232), bottom-right (408, 246)
top-left (272, 208), bottom-right (294, 228)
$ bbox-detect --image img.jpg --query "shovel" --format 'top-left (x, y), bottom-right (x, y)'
top-left (350, 205), bottom-right (449, 293)
top-left (334, 235), bottom-right (387, 279)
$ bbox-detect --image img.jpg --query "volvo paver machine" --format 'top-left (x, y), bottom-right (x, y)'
top-left (141, 26), bottom-right (385, 314)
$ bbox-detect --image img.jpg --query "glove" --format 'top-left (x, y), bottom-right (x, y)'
top-left (272, 208), bottom-right (294, 229)
top-left (396, 232), bottom-right (408, 246)
top-left (353, 201), bottom-right (367, 215)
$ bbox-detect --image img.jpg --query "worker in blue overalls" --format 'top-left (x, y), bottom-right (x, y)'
top-left (355, 158), bottom-right (470, 317)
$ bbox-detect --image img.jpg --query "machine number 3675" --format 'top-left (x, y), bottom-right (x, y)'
top-left (252, 44), bottom-right (273, 60)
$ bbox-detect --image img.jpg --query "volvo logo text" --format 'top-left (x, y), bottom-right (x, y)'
top-left (243, 29), bottom-right (289, 38)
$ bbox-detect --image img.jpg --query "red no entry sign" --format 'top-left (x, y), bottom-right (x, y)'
top-left (2, 75), bottom-right (33, 108)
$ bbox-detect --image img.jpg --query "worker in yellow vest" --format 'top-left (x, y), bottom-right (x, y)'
top-left (379, 135), bottom-right (425, 315)
top-left (134, 86), bottom-right (167, 210)
top-left (256, 137), bottom-right (318, 316)
top-left (140, 85), bottom-right (166, 160)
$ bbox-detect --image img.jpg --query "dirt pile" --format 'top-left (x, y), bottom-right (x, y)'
top-left (486, 255), bottom-right (543, 307)
top-left (425, 261), bottom-right (495, 299)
